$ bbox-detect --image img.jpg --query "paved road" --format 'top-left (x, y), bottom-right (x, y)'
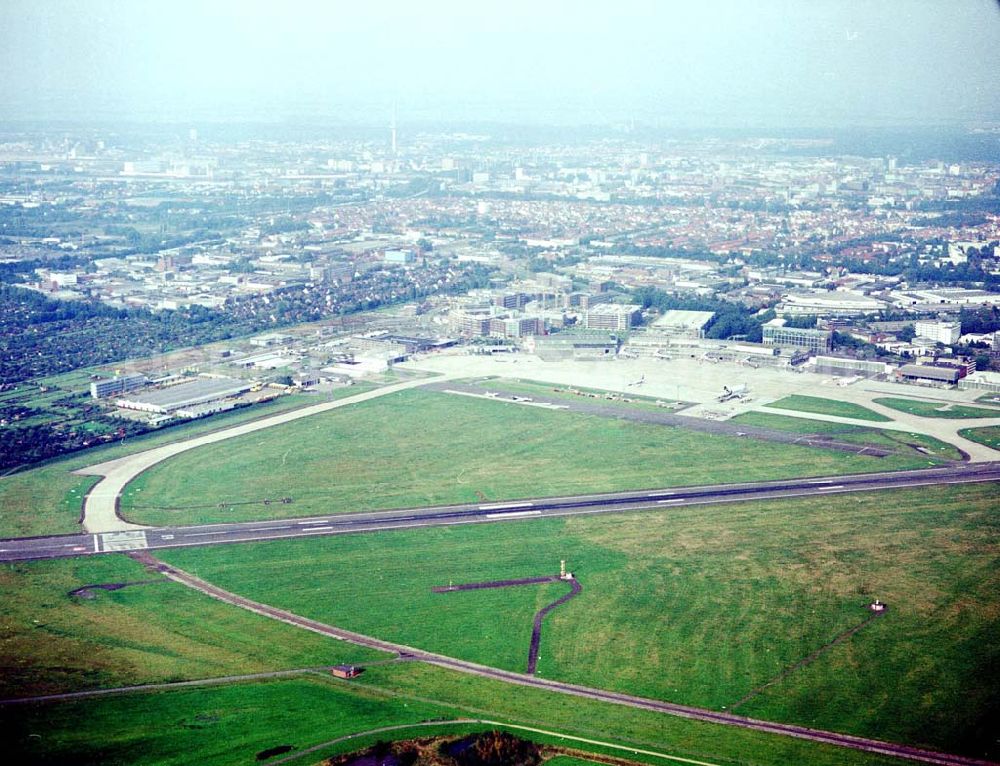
top-left (75, 375), bottom-right (452, 533)
top-left (763, 405), bottom-right (997, 463)
top-left (136, 551), bottom-right (996, 766)
top-left (3, 462), bottom-right (997, 562)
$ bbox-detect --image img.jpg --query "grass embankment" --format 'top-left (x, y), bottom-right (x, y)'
top-left (764, 395), bottom-right (891, 422)
top-left (122, 389), bottom-right (939, 527)
top-left (3, 666), bottom-right (919, 766)
top-left (732, 411), bottom-right (965, 461)
top-left (0, 554), bottom-right (385, 699)
top-left (874, 397), bottom-right (1000, 419)
top-left (159, 482), bottom-right (1000, 757)
top-left (959, 425), bottom-right (1000, 451)
top-left (0, 386), bottom-right (370, 538)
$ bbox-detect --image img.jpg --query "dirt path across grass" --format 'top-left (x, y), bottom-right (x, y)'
top-left (527, 578), bottom-right (582, 675)
top-left (432, 574), bottom-right (582, 674)
top-left (728, 609), bottom-right (887, 712)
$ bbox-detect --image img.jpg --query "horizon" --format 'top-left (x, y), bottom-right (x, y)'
top-left (2, 1), bottom-right (999, 129)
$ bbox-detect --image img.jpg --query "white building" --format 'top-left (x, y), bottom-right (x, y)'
top-left (582, 304), bottom-right (643, 331)
top-left (914, 320), bottom-right (960, 345)
top-left (779, 290), bottom-right (885, 317)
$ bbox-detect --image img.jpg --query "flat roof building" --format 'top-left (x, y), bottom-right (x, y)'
top-left (895, 364), bottom-right (961, 386)
top-left (90, 373), bottom-right (148, 399)
top-left (116, 377), bottom-right (252, 414)
top-left (959, 371), bottom-right (1000, 393)
top-left (762, 319), bottom-right (833, 353)
top-left (582, 304), bottom-right (642, 331)
top-left (780, 290), bottom-right (885, 317)
top-left (650, 310), bottom-right (716, 338)
top-left (535, 332), bottom-right (618, 361)
top-left (813, 356), bottom-right (891, 378)
top-left (915, 320), bottom-right (961, 345)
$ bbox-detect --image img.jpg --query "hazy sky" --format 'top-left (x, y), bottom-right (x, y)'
top-left (2, 0), bottom-right (999, 127)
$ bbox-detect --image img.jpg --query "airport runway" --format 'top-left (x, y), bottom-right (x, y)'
top-left (2, 462), bottom-right (997, 562)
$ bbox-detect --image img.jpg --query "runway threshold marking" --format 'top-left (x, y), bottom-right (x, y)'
top-left (99, 531), bottom-right (148, 552)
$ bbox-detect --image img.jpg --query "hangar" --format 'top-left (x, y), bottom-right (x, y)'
top-left (116, 377), bottom-right (252, 414)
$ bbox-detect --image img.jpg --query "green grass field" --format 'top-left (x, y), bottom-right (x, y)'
top-left (959, 425), bottom-right (1000, 451)
top-left (731, 411), bottom-right (965, 461)
top-left (0, 386), bottom-right (370, 538)
top-left (545, 757), bottom-right (604, 766)
top-left (0, 554), bottom-right (385, 698)
top-left (4, 677), bottom-right (445, 766)
top-left (158, 482), bottom-right (1000, 757)
top-left (873, 397), bottom-right (1000, 419)
top-left (764, 395), bottom-right (891, 422)
top-left (3, 665), bottom-right (919, 766)
top-left (121, 390), bottom-right (940, 527)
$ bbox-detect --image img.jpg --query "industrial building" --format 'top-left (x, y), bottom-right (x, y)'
top-left (779, 290), bottom-right (885, 316)
top-left (377, 334), bottom-right (458, 353)
top-left (115, 377), bottom-right (252, 414)
top-left (534, 332), bottom-right (618, 361)
top-left (894, 364), bottom-right (962, 387)
top-left (813, 356), bottom-right (891, 378)
top-left (959, 371), bottom-right (1000, 393)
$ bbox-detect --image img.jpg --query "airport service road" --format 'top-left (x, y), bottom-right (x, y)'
top-left (74, 375), bottom-right (453, 534)
top-left (3, 462), bottom-right (998, 562)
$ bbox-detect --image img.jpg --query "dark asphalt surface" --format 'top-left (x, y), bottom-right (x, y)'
top-left (527, 577), bottom-right (581, 675)
top-left (429, 381), bottom-right (899, 457)
top-left (2, 462), bottom-right (998, 562)
top-left (431, 574), bottom-right (581, 675)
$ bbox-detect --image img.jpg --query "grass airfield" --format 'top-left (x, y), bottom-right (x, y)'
top-left (5, 352), bottom-right (1000, 765)
top-left (120, 388), bottom-right (942, 527)
top-left (155, 482), bottom-right (1000, 758)
top-left (4, 482), bottom-right (996, 762)
top-left (3, 664), bottom-right (919, 766)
